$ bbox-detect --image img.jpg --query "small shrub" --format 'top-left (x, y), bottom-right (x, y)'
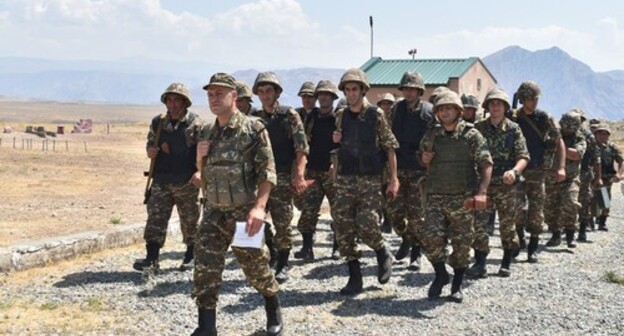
top-left (109, 217), bottom-right (123, 225)
top-left (604, 270), bottom-right (624, 285)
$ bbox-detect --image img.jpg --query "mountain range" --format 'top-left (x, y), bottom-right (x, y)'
top-left (0, 46), bottom-right (622, 120)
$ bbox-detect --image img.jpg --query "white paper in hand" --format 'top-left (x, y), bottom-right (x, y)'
top-left (231, 221), bottom-right (264, 249)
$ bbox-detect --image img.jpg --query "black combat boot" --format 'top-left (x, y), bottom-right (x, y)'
top-left (527, 237), bottom-right (539, 263)
top-left (180, 244), bottom-right (194, 270)
top-left (394, 236), bottom-right (411, 261)
top-left (274, 250), bottom-right (290, 284)
top-left (546, 230), bottom-right (561, 247)
top-left (498, 249), bottom-right (513, 277)
top-left (375, 246), bottom-right (393, 284)
top-left (515, 225), bottom-right (526, 256)
top-left (133, 242), bottom-right (160, 271)
top-left (465, 250), bottom-right (488, 279)
top-left (565, 229), bottom-right (577, 248)
top-left (449, 268), bottom-right (466, 303)
top-left (340, 260), bottom-right (363, 295)
top-left (264, 295), bottom-right (284, 336)
top-left (294, 232), bottom-right (314, 261)
top-left (597, 215), bottom-right (608, 231)
top-left (577, 222), bottom-right (588, 242)
top-left (190, 308), bottom-right (217, 336)
top-left (407, 245), bottom-right (421, 271)
top-left (265, 224), bottom-right (278, 268)
top-left (587, 217), bottom-right (595, 231)
top-left (380, 211), bottom-right (392, 233)
top-left (428, 262), bottom-right (450, 300)
top-left (331, 235), bottom-right (340, 260)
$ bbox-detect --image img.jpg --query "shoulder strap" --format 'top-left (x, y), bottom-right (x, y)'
top-left (518, 110), bottom-right (545, 140)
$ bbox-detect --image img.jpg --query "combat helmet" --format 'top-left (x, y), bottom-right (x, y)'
top-left (398, 71), bottom-right (425, 91)
top-left (592, 122), bottom-right (611, 135)
top-left (429, 86), bottom-right (451, 104)
top-left (338, 68), bottom-right (370, 91)
top-left (253, 71), bottom-right (283, 94)
top-left (315, 80), bottom-right (339, 99)
top-left (433, 91), bottom-right (463, 114)
top-left (236, 81), bottom-right (253, 100)
top-left (568, 107), bottom-right (587, 122)
top-left (161, 82), bottom-right (192, 107)
top-left (377, 93), bottom-right (395, 106)
top-left (516, 80), bottom-right (541, 101)
top-left (298, 81), bottom-right (316, 97)
top-left (461, 93), bottom-right (480, 109)
top-left (559, 110), bottom-right (583, 133)
top-left (481, 87), bottom-right (510, 110)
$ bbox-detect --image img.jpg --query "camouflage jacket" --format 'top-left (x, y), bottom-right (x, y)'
top-left (146, 110), bottom-right (204, 149)
top-left (562, 130), bottom-right (587, 180)
top-left (255, 103), bottom-right (309, 156)
top-left (598, 140), bottom-right (624, 180)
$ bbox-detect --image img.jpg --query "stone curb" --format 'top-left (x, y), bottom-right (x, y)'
top-left (0, 219), bottom-right (182, 273)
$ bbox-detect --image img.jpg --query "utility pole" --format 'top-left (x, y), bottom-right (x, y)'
top-left (369, 16), bottom-right (374, 58)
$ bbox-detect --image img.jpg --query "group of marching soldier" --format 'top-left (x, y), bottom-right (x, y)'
top-left (136, 69), bottom-right (624, 336)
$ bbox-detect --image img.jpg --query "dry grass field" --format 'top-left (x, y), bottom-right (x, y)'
top-left (0, 99), bottom-right (215, 247)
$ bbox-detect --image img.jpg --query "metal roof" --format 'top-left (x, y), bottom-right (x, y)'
top-left (360, 57), bottom-right (483, 86)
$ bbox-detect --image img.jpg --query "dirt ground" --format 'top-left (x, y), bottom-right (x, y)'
top-left (0, 100), bottom-right (215, 247)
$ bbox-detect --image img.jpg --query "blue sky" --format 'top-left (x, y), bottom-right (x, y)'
top-left (1, 0), bottom-right (622, 72)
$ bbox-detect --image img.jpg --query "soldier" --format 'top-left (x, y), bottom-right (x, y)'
top-left (376, 92), bottom-right (396, 234)
top-left (510, 81), bottom-right (565, 263)
top-left (594, 123), bottom-right (624, 231)
top-left (386, 71), bottom-right (434, 271)
top-left (331, 68), bottom-right (398, 296)
top-left (295, 81), bottom-right (319, 122)
top-left (294, 80), bottom-right (341, 261)
top-left (429, 86), bottom-right (451, 104)
top-left (420, 91), bottom-right (492, 302)
top-left (254, 71), bottom-right (309, 283)
top-left (235, 80), bottom-right (258, 116)
top-left (461, 93), bottom-right (481, 123)
top-left (191, 73), bottom-right (283, 336)
top-left (133, 83), bottom-right (202, 272)
top-left (543, 111), bottom-right (587, 248)
top-left (576, 110), bottom-right (601, 241)
top-left (473, 88), bottom-right (529, 277)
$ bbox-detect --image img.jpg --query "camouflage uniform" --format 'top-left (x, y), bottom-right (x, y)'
top-left (192, 110), bottom-right (279, 309)
top-left (595, 128), bottom-right (624, 219)
top-left (578, 127), bottom-right (600, 228)
top-left (332, 100), bottom-right (399, 261)
top-left (475, 117), bottom-right (529, 252)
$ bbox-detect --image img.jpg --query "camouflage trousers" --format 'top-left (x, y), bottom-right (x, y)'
top-left (470, 207), bottom-right (495, 254)
top-left (545, 176), bottom-right (581, 232)
top-left (516, 168), bottom-right (545, 236)
top-left (296, 170), bottom-right (336, 234)
top-left (145, 181), bottom-right (199, 247)
top-left (473, 183), bottom-right (520, 252)
top-left (192, 206), bottom-right (279, 309)
top-left (331, 175), bottom-right (385, 262)
top-left (422, 193), bottom-right (474, 269)
top-left (386, 169), bottom-right (426, 244)
top-left (578, 170), bottom-right (595, 224)
top-left (267, 172), bottom-right (294, 251)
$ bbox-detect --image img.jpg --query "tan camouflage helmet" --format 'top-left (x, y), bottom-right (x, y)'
top-left (569, 107), bottom-right (587, 122)
top-left (161, 82), bottom-right (192, 107)
top-left (429, 86), bottom-right (451, 104)
top-left (253, 71), bottom-right (283, 94)
top-left (398, 71), bottom-right (425, 91)
top-left (338, 68), bottom-right (370, 91)
top-left (593, 122), bottom-right (611, 135)
top-left (203, 72), bottom-right (237, 91)
top-left (235, 81), bottom-right (253, 100)
top-left (433, 91), bottom-right (464, 114)
top-left (314, 80), bottom-right (339, 99)
top-left (461, 93), bottom-right (480, 109)
top-left (377, 93), bottom-right (395, 106)
top-left (516, 80), bottom-right (542, 101)
top-left (298, 81), bottom-right (316, 97)
top-left (481, 87), bottom-right (510, 110)
top-left (559, 110), bottom-right (583, 133)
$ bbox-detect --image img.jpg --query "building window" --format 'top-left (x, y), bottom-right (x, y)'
top-left (477, 78), bottom-right (482, 92)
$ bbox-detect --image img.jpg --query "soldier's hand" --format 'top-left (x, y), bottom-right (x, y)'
top-left (556, 168), bottom-right (566, 182)
top-left (197, 140), bottom-right (211, 158)
top-left (386, 177), bottom-right (400, 201)
top-left (473, 194), bottom-right (488, 210)
top-left (614, 174), bottom-right (623, 183)
top-left (246, 206), bottom-right (266, 237)
top-left (503, 170), bottom-right (516, 185)
top-left (147, 146), bottom-right (159, 159)
top-left (332, 130), bottom-right (342, 143)
top-left (160, 142), bottom-right (171, 154)
top-left (190, 171), bottom-right (202, 187)
top-left (594, 178), bottom-right (604, 188)
top-left (292, 174), bottom-right (307, 195)
top-left (421, 151), bottom-right (435, 166)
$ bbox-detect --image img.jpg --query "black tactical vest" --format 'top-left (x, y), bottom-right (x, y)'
top-left (600, 144), bottom-right (617, 177)
top-left (580, 128), bottom-right (594, 171)
top-left (514, 109), bottom-right (549, 169)
top-left (153, 113), bottom-right (197, 184)
top-left (426, 126), bottom-right (478, 194)
top-left (265, 107), bottom-right (296, 174)
top-left (338, 107), bottom-right (383, 176)
top-left (392, 100), bottom-right (433, 170)
top-left (306, 110), bottom-right (338, 171)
